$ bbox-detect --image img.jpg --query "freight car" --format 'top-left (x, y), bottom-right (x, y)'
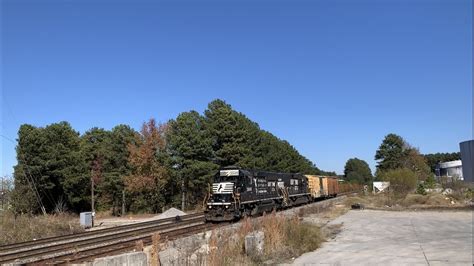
top-left (205, 167), bottom-right (340, 222)
top-left (205, 167), bottom-right (311, 222)
top-left (303, 175), bottom-right (339, 199)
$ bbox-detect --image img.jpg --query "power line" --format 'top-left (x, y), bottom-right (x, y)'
top-left (1, 132), bottom-right (52, 213)
top-left (18, 154), bottom-right (55, 213)
top-left (0, 134), bottom-right (15, 143)
top-left (1, 100), bottom-right (48, 213)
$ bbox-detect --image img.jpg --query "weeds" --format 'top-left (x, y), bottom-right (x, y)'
top-left (207, 211), bottom-right (324, 265)
top-left (150, 233), bottom-right (161, 266)
top-left (401, 194), bottom-right (427, 206)
top-left (135, 240), bottom-right (144, 251)
top-left (284, 216), bottom-right (324, 256)
top-left (0, 211), bottom-right (84, 245)
top-left (343, 196), bottom-right (370, 207)
top-left (345, 188), bottom-right (471, 210)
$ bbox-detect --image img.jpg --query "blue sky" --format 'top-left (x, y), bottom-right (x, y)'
top-left (1, 0), bottom-right (472, 176)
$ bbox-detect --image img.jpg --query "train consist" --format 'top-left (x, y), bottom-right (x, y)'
top-left (205, 166), bottom-right (340, 222)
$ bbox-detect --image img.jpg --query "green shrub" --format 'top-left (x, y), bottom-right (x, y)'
top-left (416, 183), bottom-right (427, 195)
top-left (379, 168), bottom-right (418, 198)
top-left (424, 175), bottom-right (436, 189)
top-left (285, 219), bottom-right (324, 255)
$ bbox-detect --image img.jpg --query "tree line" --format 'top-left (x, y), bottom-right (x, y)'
top-left (422, 152), bottom-right (461, 173)
top-left (12, 99), bottom-right (332, 215)
top-left (342, 134), bottom-right (459, 189)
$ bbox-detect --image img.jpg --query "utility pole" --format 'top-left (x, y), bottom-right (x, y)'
top-left (181, 178), bottom-right (185, 211)
top-left (1, 176), bottom-right (4, 224)
top-left (122, 190), bottom-right (126, 216)
top-left (1, 176), bottom-right (4, 209)
top-left (91, 169), bottom-right (95, 227)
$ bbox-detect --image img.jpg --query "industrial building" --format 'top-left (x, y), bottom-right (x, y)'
top-left (434, 140), bottom-right (474, 183)
top-left (436, 160), bottom-right (463, 181)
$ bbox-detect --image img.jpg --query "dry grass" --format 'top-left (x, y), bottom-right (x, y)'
top-left (401, 194), bottom-right (428, 206)
top-left (207, 211), bottom-right (324, 265)
top-left (94, 209), bottom-right (114, 219)
top-left (322, 205), bottom-right (349, 220)
top-left (150, 233), bottom-right (161, 266)
top-left (135, 240), bottom-right (144, 251)
top-left (344, 190), bottom-right (469, 210)
top-left (283, 216), bottom-right (324, 257)
top-left (425, 194), bottom-right (452, 206)
top-left (343, 196), bottom-right (371, 207)
top-left (0, 211), bottom-right (84, 245)
top-left (208, 227), bottom-right (253, 266)
top-left (261, 212), bottom-right (286, 253)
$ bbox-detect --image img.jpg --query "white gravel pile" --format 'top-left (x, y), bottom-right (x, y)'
top-left (155, 207), bottom-right (186, 219)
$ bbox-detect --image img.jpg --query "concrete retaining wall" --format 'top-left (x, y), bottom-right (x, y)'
top-left (74, 252), bottom-right (148, 266)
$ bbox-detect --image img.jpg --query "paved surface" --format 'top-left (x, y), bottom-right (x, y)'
top-left (293, 210), bottom-right (473, 265)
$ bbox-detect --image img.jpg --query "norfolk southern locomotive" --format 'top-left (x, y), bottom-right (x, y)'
top-left (205, 167), bottom-right (339, 222)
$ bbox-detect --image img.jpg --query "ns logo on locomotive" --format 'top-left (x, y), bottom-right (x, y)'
top-left (205, 166), bottom-right (339, 222)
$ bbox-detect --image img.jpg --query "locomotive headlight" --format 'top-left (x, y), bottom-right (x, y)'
top-left (208, 206), bottom-right (212, 209)
top-left (225, 205), bottom-right (229, 209)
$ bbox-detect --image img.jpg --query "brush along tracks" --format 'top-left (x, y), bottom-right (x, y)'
top-left (0, 213), bottom-right (207, 264)
top-left (0, 193), bottom-right (354, 264)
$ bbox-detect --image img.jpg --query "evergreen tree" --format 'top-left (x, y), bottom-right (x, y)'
top-left (105, 125), bottom-right (137, 214)
top-left (167, 111), bottom-right (218, 209)
top-left (375, 133), bottom-right (431, 181)
top-left (75, 128), bottom-right (111, 212)
top-left (204, 99), bottom-right (252, 167)
top-left (423, 152), bottom-right (461, 172)
top-left (12, 122), bottom-right (83, 213)
top-left (375, 133), bottom-right (406, 172)
top-left (344, 158), bottom-right (373, 184)
top-left (204, 99), bottom-right (322, 174)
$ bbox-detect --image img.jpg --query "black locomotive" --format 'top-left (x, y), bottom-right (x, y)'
top-left (205, 166), bottom-right (311, 222)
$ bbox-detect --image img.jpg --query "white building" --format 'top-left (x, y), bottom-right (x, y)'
top-left (436, 160), bottom-right (463, 181)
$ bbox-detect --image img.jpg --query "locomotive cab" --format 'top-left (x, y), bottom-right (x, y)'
top-left (205, 167), bottom-right (243, 221)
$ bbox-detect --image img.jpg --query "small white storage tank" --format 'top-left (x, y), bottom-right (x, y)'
top-left (460, 140), bottom-right (474, 183)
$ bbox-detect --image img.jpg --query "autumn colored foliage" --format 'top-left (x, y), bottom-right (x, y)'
top-left (124, 119), bottom-right (171, 212)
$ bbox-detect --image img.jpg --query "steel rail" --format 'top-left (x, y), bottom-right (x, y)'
top-left (0, 216), bottom-right (205, 264)
top-left (1, 192), bottom-right (357, 264)
top-left (0, 212), bottom-right (203, 253)
top-left (52, 222), bottom-right (218, 264)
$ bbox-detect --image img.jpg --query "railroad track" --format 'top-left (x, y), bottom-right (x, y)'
top-left (54, 222), bottom-right (219, 264)
top-left (1, 193), bottom-right (356, 264)
top-left (0, 213), bottom-right (206, 264)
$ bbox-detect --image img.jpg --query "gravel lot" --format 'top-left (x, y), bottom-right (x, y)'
top-left (293, 210), bottom-right (473, 265)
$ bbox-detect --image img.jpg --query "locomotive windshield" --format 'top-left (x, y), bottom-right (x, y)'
top-left (215, 176), bottom-right (236, 182)
top-left (215, 169), bottom-right (240, 182)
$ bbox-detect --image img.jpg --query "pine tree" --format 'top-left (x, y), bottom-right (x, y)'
top-left (344, 158), bottom-right (373, 184)
top-left (168, 111), bottom-right (218, 209)
top-left (13, 122), bottom-right (83, 213)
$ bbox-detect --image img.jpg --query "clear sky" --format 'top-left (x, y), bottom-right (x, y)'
top-left (1, 0), bottom-right (472, 176)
